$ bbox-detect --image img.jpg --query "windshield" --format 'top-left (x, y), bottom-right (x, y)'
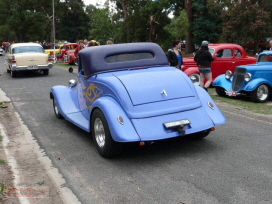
top-left (258, 54), bottom-right (272, 62)
top-left (209, 48), bottom-right (215, 55)
top-left (12, 46), bottom-right (44, 54)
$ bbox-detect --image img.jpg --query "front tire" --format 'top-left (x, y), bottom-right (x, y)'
top-left (91, 109), bottom-right (122, 158)
top-left (215, 87), bottom-right (226, 97)
top-left (250, 84), bottom-right (270, 103)
top-left (189, 73), bottom-right (200, 86)
top-left (53, 98), bottom-right (63, 119)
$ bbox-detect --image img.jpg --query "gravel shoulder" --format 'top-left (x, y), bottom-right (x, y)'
top-left (0, 88), bottom-right (80, 204)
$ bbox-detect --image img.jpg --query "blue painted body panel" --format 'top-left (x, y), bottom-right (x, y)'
top-left (213, 51), bottom-right (272, 93)
top-left (50, 42), bottom-right (226, 142)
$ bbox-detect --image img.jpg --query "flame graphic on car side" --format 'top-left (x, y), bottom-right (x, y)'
top-left (82, 83), bottom-right (103, 109)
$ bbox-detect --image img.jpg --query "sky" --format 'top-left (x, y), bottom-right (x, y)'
top-left (83, 0), bottom-right (106, 6)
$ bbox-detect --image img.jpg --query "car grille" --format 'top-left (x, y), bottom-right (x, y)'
top-left (232, 68), bottom-right (246, 91)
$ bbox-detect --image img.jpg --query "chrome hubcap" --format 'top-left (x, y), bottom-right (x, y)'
top-left (257, 85), bottom-right (268, 100)
top-left (94, 118), bottom-right (105, 148)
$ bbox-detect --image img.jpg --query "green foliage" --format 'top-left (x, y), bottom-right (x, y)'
top-left (57, 0), bottom-right (90, 42)
top-left (0, 159), bottom-right (5, 165)
top-left (192, 0), bottom-right (223, 45)
top-left (221, 1), bottom-right (272, 48)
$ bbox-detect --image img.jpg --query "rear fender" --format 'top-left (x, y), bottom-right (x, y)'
top-left (195, 86), bottom-right (226, 126)
top-left (92, 97), bottom-right (140, 142)
top-left (183, 67), bottom-right (199, 76)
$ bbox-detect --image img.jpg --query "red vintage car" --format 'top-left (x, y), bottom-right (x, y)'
top-left (64, 49), bottom-right (77, 65)
top-left (182, 43), bottom-right (257, 85)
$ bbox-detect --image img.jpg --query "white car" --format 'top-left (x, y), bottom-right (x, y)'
top-left (5, 43), bottom-right (53, 77)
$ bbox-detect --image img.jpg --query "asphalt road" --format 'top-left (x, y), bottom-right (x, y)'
top-left (0, 56), bottom-right (272, 204)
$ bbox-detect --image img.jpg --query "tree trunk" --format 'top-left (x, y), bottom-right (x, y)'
top-left (184, 0), bottom-right (195, 54)
top-left (118, 0), bottom-right (131, 43)
top-left (149, 15), bottom-right (158, 42)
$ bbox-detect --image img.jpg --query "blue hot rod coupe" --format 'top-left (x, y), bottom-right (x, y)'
top-left (213, 50), bottom-right (272, 103)
top-left (50, 42), bottom-right (226, 158)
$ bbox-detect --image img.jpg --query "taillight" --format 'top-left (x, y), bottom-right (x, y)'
top-left (48, 57), bottom-right (54, 62)
top-left (11, 60), bottom-right (16, 63)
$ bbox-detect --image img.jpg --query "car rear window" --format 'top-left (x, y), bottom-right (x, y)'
top-left (12, 46), bottom-right (44, 54)
top-left (105, 52), bottom-right (154, 63)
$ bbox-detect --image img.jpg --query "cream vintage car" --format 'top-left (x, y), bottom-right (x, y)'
top-left (5, 43), bottom-right (53, 77)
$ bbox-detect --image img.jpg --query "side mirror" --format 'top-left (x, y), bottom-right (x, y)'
top-left (68, 67), bottom-right (73, 73)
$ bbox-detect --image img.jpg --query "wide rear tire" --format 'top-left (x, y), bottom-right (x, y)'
top-left (189, 129), bottom-right (211, 140)
top-left (91, 109), bottom-right (122, 158)
top-left (43, 69), bottom-right (49, 75)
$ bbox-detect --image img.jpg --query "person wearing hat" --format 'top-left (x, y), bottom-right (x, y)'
top-left (194, 40), bottom-right (214, 92)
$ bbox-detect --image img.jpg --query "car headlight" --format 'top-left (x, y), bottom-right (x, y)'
top-left (225, 70), bottom-right (232, 80)
top-left (244, 73), bottom-right (252, 82)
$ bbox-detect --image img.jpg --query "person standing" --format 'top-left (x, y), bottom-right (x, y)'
top-left (269, 39), bottom-right (272, 50)
top-left (194, 40), bottom-right (214, 92)
top-left (74, 40), bottom-right (85, 60)
top-left (167, 40), bottom-right (183, 69)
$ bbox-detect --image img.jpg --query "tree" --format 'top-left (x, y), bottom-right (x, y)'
top-left (0, 0), bottom-right (49, 42)
top-left (221, 0), bottom-right (272, 52)
top-left (86, 5), bottom-right (116, 44)
top-left (57, 0), bottom-right (90, 42)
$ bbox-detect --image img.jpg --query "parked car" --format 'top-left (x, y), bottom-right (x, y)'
top-left (44, 42), bottom-right (78, 62)
top-left (182, 43), bottom-right (257, 85)
top-left (4, 43), bottom-right (54, 77)
top-left (244, 37), bottom-right (272, 52)
top-left (64, 49), bottom-right (77, 65)
top-left (213, 50), bottom-right (272, 102)
top-left (50, 42), bottom-right (226, 158)
top-left (0, 47), bottom-right (3, 56)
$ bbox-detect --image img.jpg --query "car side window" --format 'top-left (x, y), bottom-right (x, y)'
top-left (216, 49), bottom-right (232, 58)
top-left (235, 49), bottom-right (242, 57)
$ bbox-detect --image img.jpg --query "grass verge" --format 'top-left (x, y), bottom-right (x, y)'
top-left (209, 88), bottom-right (272, 115)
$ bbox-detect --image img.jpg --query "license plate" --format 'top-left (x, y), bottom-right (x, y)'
top-left (226, 91), bottom-right (238, 96)
top-left (28, 65), bottom-right (38, 70)
top-left (164, 119), bottom-right (190, 128)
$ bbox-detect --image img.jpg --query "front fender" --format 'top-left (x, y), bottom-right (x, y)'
top-left (213, 75), bottom-right (232, 91)
top-left (195, 86), bottom-right (226, 126)
top-left (92, 97), bottom-right (140, 142)
top-left (50, 85), bottom-right (80, 116)
top-left (243, 78), bottom-right (272, 92)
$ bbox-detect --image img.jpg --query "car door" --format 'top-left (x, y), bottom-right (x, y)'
top-left (233, 48), bottom-right (254, 67)
top-left (212, 48), bottom-right (236, 79)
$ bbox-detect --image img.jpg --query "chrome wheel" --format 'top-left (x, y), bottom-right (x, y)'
top-left (257, 85), bottom-right (268, 100)
top-left (94, 118), bottom-right (106, 148)
top-left (190, 73), bottom-right (200, 86)
top-left (250, 84), bottom-right (270, 103)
